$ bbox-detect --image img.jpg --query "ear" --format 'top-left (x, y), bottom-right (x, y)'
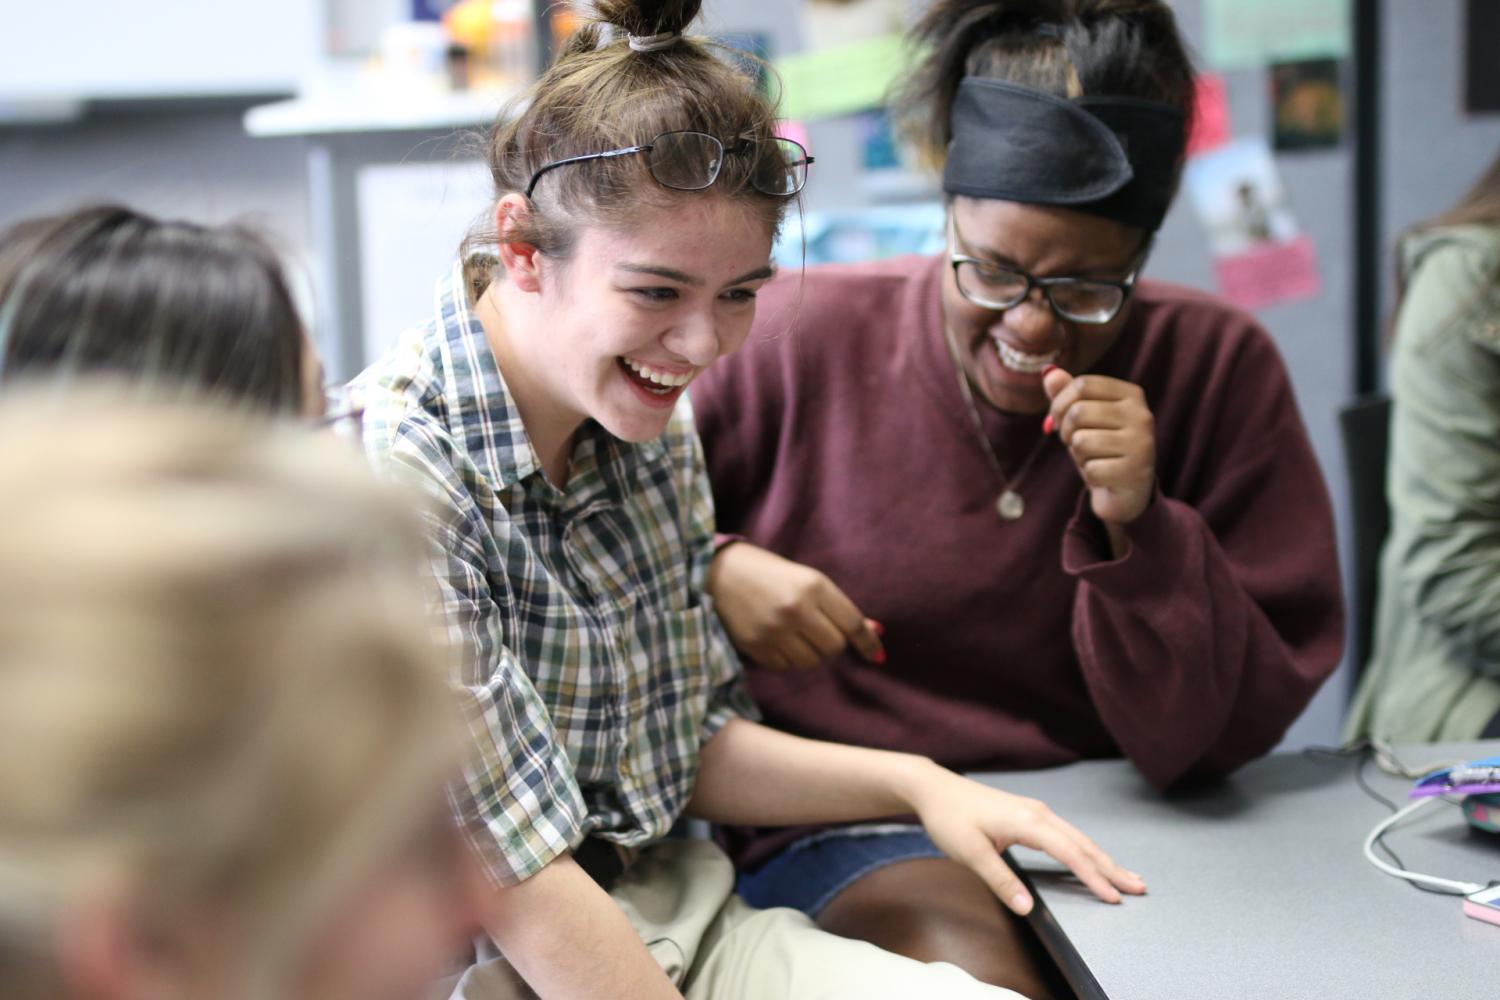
top-left (494, 194), bottom-right (544, 295)
top-left (57, 900), bottom-right (149, 1000)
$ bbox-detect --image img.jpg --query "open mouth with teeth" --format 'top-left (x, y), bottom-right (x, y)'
top-left (994, 340), bottom-right (1060, 375)
top-left (619, 357), bottom-right (695, 400)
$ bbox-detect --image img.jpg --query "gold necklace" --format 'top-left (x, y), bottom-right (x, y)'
top-left (942, 323), bottom-right (1051, 522)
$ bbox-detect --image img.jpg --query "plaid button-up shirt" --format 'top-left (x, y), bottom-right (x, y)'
top-left (352, 263), bottom-right (756, 885)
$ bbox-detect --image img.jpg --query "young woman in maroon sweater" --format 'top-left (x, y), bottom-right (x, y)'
top-left (690, 1), bottom-right (1344, 995)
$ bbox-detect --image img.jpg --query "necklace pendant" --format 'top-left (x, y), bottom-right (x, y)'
top-left (996, 490), bottom-right (1025, 521)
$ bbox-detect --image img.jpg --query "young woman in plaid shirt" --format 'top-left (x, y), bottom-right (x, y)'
top-left (355, 2), bottom-right (1142, 997)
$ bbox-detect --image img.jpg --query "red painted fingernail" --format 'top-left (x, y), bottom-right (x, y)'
top-left (1042, 414), bottom-right (1055, 435)
top-left (1042, 364), bottom-right (1059, 377)
top-left (869, 619), bottom-right (885, 637)
top-left (873, 649), bottom-right (887, 665)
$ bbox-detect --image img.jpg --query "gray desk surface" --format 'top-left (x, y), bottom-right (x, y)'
top-left (973, 742), bottom-right (1500, 1000)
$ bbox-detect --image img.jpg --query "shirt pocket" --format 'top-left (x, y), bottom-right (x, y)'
top-left (615, 605), bottom-right (718, 808)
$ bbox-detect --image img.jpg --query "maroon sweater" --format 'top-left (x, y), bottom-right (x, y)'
top-left (691, 254), bottom-right (1345, 872)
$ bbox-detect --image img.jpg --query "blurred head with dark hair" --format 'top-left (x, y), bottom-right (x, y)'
top-left (0, 205), bottom-right (321, 416)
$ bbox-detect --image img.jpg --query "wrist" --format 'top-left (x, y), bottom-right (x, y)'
top-left (885, 753), bottom-right (950, 814)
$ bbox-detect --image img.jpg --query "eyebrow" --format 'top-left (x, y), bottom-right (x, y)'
top-left (953, 217), bottom-right (1137, 278)
top-left (961, 238), bottom-right (1127, 278)
top-left (618, 263), bottom-right (776, 287)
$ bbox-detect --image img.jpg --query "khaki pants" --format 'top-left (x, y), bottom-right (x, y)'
top-left (445, 839), bottom-right (1026, 1000)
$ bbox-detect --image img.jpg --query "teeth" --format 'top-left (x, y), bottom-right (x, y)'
top-left (623, 358), bottom-right (695, 389)
top-left (994, 341), bottom-right (1059, 374)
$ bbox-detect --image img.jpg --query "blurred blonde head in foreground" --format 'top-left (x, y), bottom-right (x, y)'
top-left (0, 387), bottom-right (475, 1000)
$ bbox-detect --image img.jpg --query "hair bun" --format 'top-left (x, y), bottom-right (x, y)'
top-left (593, 0), bottom-right (703, 39)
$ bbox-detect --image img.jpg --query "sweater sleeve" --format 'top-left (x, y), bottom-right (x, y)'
top-left (1060, 330), bottom-right (1345, 789)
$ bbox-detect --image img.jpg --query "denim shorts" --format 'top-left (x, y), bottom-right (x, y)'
top-left (735, 824), bottom-right (944, 917)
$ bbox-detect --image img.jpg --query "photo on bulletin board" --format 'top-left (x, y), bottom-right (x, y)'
top-left (1466, 0), bottom-right (1500, 113)
top-left (1184, 138), bottom-right (1321, 310)
top-left (1270, 59), bottom-right (1344, 152)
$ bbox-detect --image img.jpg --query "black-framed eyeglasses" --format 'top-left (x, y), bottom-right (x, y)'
top-left (524, 130), bottom-right (813, 200)
top-left (948, 217), bottom-right (1139, 325)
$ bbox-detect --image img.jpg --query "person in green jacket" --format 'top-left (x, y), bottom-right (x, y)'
top-left (1348, 152), bottom-right (1500, 742)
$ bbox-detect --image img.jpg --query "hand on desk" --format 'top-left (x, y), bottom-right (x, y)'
top-left (910, 767), bottom-right (1148, 916)
top-left (708, 541), bottom-right (884, 670)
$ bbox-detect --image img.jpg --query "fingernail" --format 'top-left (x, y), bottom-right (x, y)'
top-left (1042, 415), bottom-right (1055, 435)
top-left (1011, 893), bottom-right (1034, 915)
top-left (869, 619), bottom-right (885, 637)
top-left (873, 649), bottom-right (887, 665)
top-left (1042, 364), bottom-right (1059, 377)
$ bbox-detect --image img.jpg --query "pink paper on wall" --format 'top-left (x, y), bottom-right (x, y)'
top-left (1213, 234), bottom-right (1322, 311)
top-left (1187, 74), bottom-right (1231, 157)
top-left (776, 120), bottom-right (811, 151)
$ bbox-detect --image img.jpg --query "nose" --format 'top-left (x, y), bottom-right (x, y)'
top-left (999, 286), bottom-right (1060, 348)
top-left (662, 306), bottom-right (722, 368)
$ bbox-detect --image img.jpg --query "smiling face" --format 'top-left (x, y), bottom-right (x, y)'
top-left (943, 196), bottom-right (1146, 415)
top-left (501, 193), bottom-right (777, 446)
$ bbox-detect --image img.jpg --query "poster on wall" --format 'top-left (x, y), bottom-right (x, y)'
top-left (774, 34), bottom-right (907, 121)
top-left (1202, 0), bottom-right (1349, 72)
top-left (775, 0), bottom-right (910, 121)
top-left (1270, 59), bottom-right (1345, 152)
top-left (1187, 73), bottom-right (1232, 156)
top-left (1184, 138), bottom-right (1322, 311)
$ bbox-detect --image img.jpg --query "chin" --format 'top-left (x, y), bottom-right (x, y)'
top-left (984, 384), bottom-right (1049, 415)
top-left (597, 405), bottom-right (676, 444)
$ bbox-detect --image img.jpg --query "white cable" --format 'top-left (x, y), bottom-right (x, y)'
top-left (1362, 797), bottom-right (1486, 895)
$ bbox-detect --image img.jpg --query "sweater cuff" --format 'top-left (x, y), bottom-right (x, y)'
top-left (1061, 485), bottom-right (1190, 584)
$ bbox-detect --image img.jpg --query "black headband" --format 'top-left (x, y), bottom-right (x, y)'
top-left (942, 77), bottom-right (1187, 233)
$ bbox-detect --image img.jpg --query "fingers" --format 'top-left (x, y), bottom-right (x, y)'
top-left (1008, 801), bottom-right (1144, 903)
top-left (1049, 816), bottom-right (1147, 896)
top-left (1077, 455), bottom-right (1138, 491)
top-left (1046, 375), bottom-right (1142, 437)
top-left (816, 580), bottom-right (886, 664)
top-left (1057, 401), bottom-right (1125, 443)
top-left (1023, 827), bottom-right (1124, 905)
top-left (776, 632), bottom-right (826, 671)
top-left (760, 649), bottom-right (793, 671)
top-left (964, 845), bottom-right (1035, 916)
top-left (1041, 365), bottom-right (1072, 402)
top-left (1066, 429), bottom-right (1131, 464)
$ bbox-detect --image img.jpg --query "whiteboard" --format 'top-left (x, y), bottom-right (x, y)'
top-left (357, 158), bottom-right (493, 367)
top-left (0, 0), bottom-right (320, 101)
